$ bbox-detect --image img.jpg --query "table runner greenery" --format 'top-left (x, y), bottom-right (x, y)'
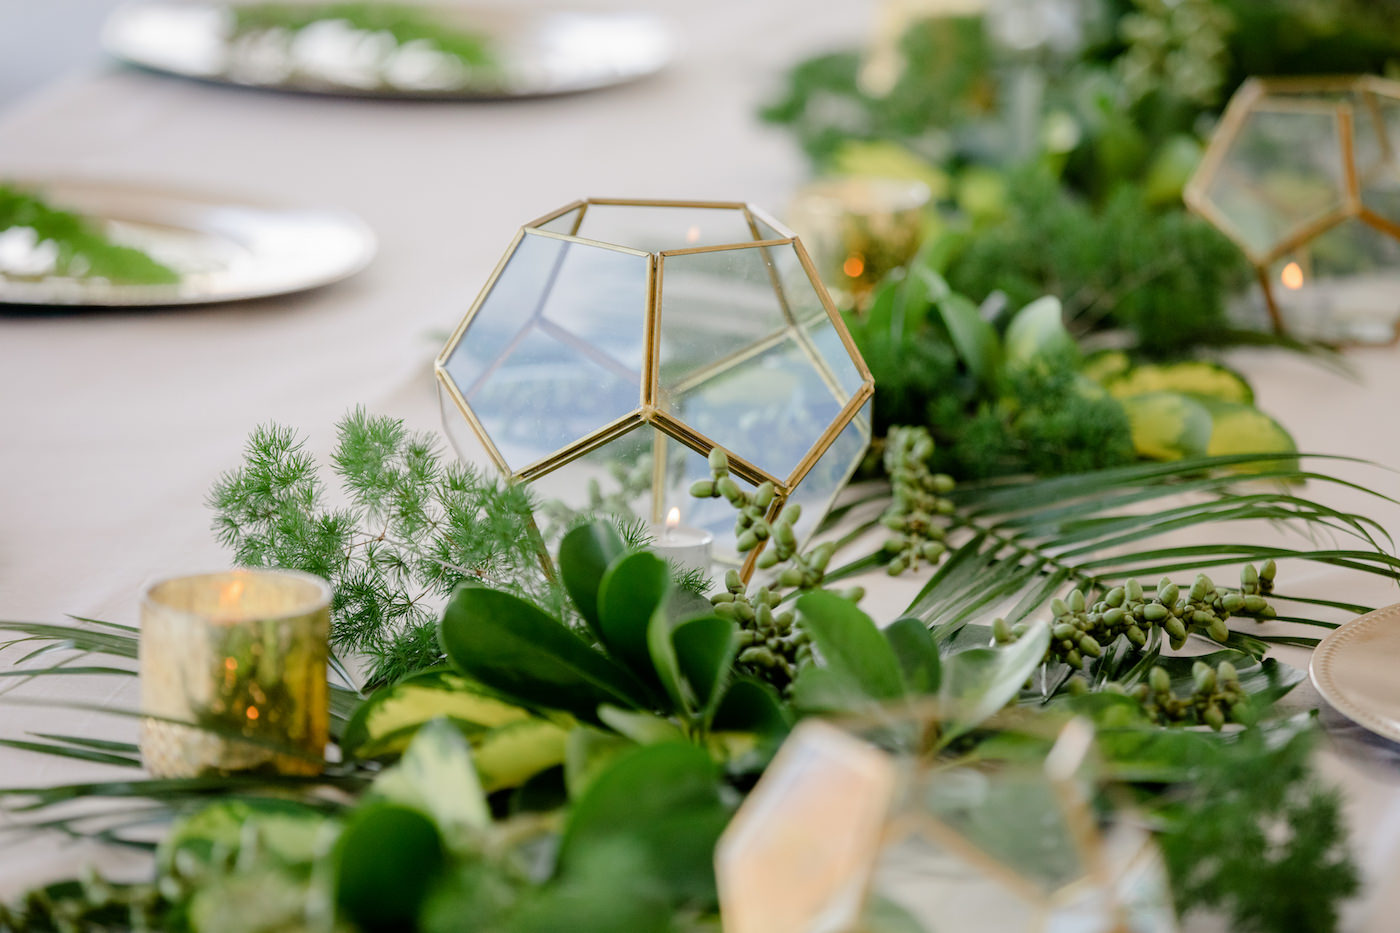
top-left (4, 1), bottom-right (1400, 930)
top-left (0, 184), bottom-right (179, 286)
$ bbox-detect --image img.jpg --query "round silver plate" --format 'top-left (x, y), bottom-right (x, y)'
top-left (0, 178), bottom-right (377, 307)
top-left (1310, 602), bottom-right (1400, 743)
top-left (101, 2), bottom-right (673, 100)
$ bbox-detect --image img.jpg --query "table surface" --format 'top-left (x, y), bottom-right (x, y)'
top-left (2, 1), bottom-right (1400, 926)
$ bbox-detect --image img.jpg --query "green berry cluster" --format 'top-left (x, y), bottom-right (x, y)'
top-left (1135, 661), bottom-right (1248, 731)
top-left (712, 568), bottom-right (812, 687)
top-left (692, 448), bottom-right (863, 691)
top-left (994, 562), bottom-right (1278, 670)
top-left (878, 427), bottom-right (955, 576)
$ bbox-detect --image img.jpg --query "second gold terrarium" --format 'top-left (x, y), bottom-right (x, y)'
top-left (435, 199), bottom-right (875, 572)
top-left (1186, 76), bottom-right (1400, 344)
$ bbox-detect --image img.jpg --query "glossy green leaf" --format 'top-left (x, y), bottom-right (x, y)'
top-left (935, 291), bottom-right (1002, 388)
top-left (672, 615), bottom-right (739, 718)
top-left (789, 665), bottom-right (877, 716)
top-left (796, 591), bottom-right (905, 700)
top-left (597, 705), bottom-right (686, 745)
top-left (439, 585), bottom-right (652, 722)
top-left (557, 743), bottom-right (730, 906)
top-left (884, 616), bottom-right (942, 695)
top-left (471, 717), bottom-right (572, 794)
top-left (565, 727), bottom-right (635, 799)
top-left (940, 621), bottom-right (1051, 741)
top-left (1197, 397), bottom-right (1298, 469)
top-left (559, 522), bottom-right (627, 637)
top-left (597, 551), bottom-right (672, 685)
top-left (1105, 361), bottom-right (1254, 404)
top-left (1004, 296), bottom-right (1075, 369)
top-left (335, 803), bottom-right (444, 931)
top-left (711, 677), bottom-right (790, 735)
top-left (1120, 391), bottom-right (1214, 460)
top-left (342, 668), bottom-right (532, 759)
top-left (646, 600), bottom-right (686, 712)
top-left (369, 718), bottom-right (488, 844)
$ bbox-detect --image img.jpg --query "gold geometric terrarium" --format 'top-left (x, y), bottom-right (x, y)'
top-left (716, 715), bottom-right (1178, 933)
top-left (1186, 76), bottom-right (1400, 345)
top-left (434, 199), bottom-right (875, 573)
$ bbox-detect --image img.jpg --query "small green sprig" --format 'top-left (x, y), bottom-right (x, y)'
top-left (691, 448), bottom-right (862, 691)
top-left (878, 426), bottom-right (955, 575)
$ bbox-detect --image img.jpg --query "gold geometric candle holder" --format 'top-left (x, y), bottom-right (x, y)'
top-left (1186, 76), bottom-right (1400, 345)
top-left (139, 569), bottom-right (331, 778)
top-left (716, 714), bottom-right (1178, 933)
top-left (434, 199), bottom-right (875, 575)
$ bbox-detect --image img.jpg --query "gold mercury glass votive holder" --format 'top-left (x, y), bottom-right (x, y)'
top-left (787, 177), bottom-right (931, 312)
top-left (139, 569), bottom-right (332, 778)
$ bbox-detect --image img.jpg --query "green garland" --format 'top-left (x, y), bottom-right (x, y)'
top-left (0, 184), bottom-right (180, 286)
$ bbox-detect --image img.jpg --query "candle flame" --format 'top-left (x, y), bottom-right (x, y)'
top-left (843, 254), bottom-right (865, 278)
top-left (666, 507), bottom-right (681, 531)
top-left (218, 578), bottom-right (246, 609)
top-left (686, 225), bottom-right (701, 244)
top-left (1281, 261), bottom-right (1304, 290)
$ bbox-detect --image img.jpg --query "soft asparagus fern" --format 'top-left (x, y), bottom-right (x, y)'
top-left (208, 408), bottom-right (556, 688)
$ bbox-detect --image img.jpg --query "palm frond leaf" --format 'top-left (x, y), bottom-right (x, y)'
top-left (892, 453), bottom-right (1400, 643)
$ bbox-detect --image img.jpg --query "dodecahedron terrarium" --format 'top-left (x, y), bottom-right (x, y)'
top-left (434, 199), bottom-right (875, 574)
top-left (1185, 76), bottom-right (1400, 345)
top-left (716, 715), bottom-right (1177, 933)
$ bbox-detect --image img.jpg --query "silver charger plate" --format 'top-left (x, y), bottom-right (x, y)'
top-left (101, 2), bottom-right (673, 99)
top-left (0, 179), bottom-right (376, 307)
top-left (1311, 602), bottom-right (1400, 743)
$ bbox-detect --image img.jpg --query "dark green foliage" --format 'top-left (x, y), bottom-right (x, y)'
top-left (947, 172), bottom-right (1250, 355)
top-left (857, 322), bottom-right (963, 437)
top-left (0, 183), bottom-right (180, 286)
top-left (208, 409), bottom-right (556, 688)
top-left (1157, 725), bottom-right (1360, 933)
top-left (759, 15), bottom-right (994, 164)
top-left (938, 355), bottom-right (1137, 479)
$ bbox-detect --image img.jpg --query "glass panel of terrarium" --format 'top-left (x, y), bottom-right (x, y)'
top-left (779, 399), bottom-right (872, 555)
top-left (666, 334), bottom-right (847, 482)
top-left (1357, 94), bottom-right (1400, 226)
top-left (870, 831), bottom-right (1044, 933)
top-left (656, 243), bottom-right (794, 394)
top-left (1203, 105), bottom-right (1347, 258)
top-left (653, 433), bottom-right (761, 565)
top-left (532, 234), bottom-right (650, 375)
top-left (468, 323), bottom-right (639, 473)
top-left (914, 764), bottom-right (1087, 896)
top-left (1267, 217), bottom-right (1400, 343)
top-left (441, 231), bottom-right (565, 396)
top-left (575, 203), bottom-right (756, 252)
top-left (528, 423), bottom-right (654, 541)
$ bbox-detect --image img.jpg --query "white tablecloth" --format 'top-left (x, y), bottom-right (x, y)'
top-left (1, 1), bottom-right (1399, 924)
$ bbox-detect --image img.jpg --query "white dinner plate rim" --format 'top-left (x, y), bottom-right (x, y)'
top-left (101, 0), bottom-right (675, 101)
top-left (1309, 601), bottom-right (1400, 744)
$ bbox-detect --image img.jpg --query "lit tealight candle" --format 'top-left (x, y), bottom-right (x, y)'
top-left (652, 506), bottom-right (714, 576)
top-left (139, 569), bottom-right (331, 778)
